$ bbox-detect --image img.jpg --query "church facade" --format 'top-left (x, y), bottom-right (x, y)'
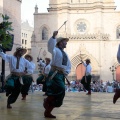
top-left (31, 0), bottom-right (120, 81)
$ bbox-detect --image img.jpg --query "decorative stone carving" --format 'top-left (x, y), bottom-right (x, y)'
top-left (43, 50), bottom-right (47, 57)
top-left (58, 32), bottom-right (110, 41)
top-left (74, 19), bottom-right (89, 34)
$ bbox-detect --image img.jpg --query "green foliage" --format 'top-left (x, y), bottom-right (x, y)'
top-left (0, 14), bottom-right (13, 49)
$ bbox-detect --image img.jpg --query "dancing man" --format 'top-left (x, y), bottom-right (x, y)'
top-left (113, 44), bottom-right (120, 104)
top-left (21, 54), bottom-right (35, 100)
top-left (43, 31), bottom-right (71, 118)
top-left (81, 59), bottom-right (92, 95)
top-left (37, 57), bottom-right (51, 96)
top-left (0, 47), bottom-right (33, 109)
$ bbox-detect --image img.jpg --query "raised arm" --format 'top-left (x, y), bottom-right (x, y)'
top-left (48, 31), bottom-right (58, 53)
top-left (0, 51), bottom-right (11, 62)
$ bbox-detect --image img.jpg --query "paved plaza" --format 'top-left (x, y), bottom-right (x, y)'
top-left (0, 92), bottom-right (120, 120)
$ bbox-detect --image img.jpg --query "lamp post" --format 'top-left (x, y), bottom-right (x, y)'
top-left (109, 66), bottom-right (116, 81)
top-left (1, 50), bottom-right (5, 92)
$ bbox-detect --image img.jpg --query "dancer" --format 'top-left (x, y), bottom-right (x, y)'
top-left (37, 57), bottom-right (51, 96)
top-left (0, 47), bottom-right (33, 109)
top-left (113, 44), bottom-right (120, 104)
top-left (43, 31), bottom-right (71, 118)
top-left (21, 54), bottom-right (35, 100)
top-left (81, 59), bottom-right (92, 95)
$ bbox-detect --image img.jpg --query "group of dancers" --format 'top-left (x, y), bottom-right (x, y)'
top-left (0, 47), bottom-right (36, 108)
top-left (0, 30), bottom-right (120, 118)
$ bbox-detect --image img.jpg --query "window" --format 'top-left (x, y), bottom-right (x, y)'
top-left (76, 22), bottom-right (87, 32)
top-left (117, 26), bottom-right (120, 39)
top-left (42, 27), bottom-right (48, 40)
top-left (24, 33), bottom-right (25, 37)
top-left (22, 39), bottom-right (24, 44)
top-left (25, 40), bottom-right (27, 45)
top-left (75, 19), bottom-right (89, 34)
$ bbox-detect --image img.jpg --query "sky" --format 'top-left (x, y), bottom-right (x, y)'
top-left (21, 0), bottom-right (49, 26)
top-left (21, 0), bottom-right (120, 27)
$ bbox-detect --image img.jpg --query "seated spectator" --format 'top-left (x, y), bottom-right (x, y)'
top-left (107, 84), bottom-right (113, 93)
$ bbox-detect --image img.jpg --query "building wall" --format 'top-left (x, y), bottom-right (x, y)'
top-left (3, 0), bottom-right (21, 47)
top-left (0, 0), bottom-right (3, 22)
top-left (21, 21), bottom-right (33, 50)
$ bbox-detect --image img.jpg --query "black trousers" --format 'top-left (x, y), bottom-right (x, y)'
top-left (81, 75), bottom-right (92, 91)
top-left (7, 79), bottom-right (21, 105)
top-left (42, 80), bottom-right (47, 92)
top-left (21, 84), bottom-right (31, 95)
top-left (21, 75), bottom-right (33, 95)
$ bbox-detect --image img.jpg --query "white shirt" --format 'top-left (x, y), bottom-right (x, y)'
top-left (0, 52), bottom-right (33, 74)
top-left (48, 37), bottom-right (71, 75)
top-left (29, 61), bottom-right (36, 74)
top-left (83, 62), bottom-right (92, 76)
top-left (38, 60), bottom-right (51, 75)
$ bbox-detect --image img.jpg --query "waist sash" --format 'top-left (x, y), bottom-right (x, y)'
top-left (11, 72), bottom-right (32, 85)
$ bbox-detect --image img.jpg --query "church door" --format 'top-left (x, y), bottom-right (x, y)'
top-left (76, 63), bottom-right (86, 80)
top-left (116, 66), bottom-right (120, 81)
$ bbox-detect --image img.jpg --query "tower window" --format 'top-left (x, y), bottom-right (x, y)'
top-left (42, 27), bottom-right (48, 40)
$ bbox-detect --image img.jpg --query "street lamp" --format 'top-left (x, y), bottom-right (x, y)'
top-left (109, 66), bottom-right (116, 80)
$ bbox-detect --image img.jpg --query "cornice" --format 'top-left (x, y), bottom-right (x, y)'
top-left (48, 6), bottom-right (116, 12)
top-left (58, 33), bottom-right (110, 41)
top-left (48, 2), bottom-right (116, 12)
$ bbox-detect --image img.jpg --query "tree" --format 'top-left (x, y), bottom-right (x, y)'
top-left (0, 14), bottom-right (14, 92)
top-left (0, 14), bottom-right (13, 50)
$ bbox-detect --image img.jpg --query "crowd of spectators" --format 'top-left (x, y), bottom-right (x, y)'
top-left (29, 80), bottom-right (120, 93)
top-left (66, 80), bottom-right (120, 93)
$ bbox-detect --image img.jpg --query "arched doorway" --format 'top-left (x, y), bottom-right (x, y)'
top-left (76, 63), bottom-right (86, 80)
top-left (116, 65), bottom-right (120, 81)
top-left (71, 51), bottom-right (99, 81)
